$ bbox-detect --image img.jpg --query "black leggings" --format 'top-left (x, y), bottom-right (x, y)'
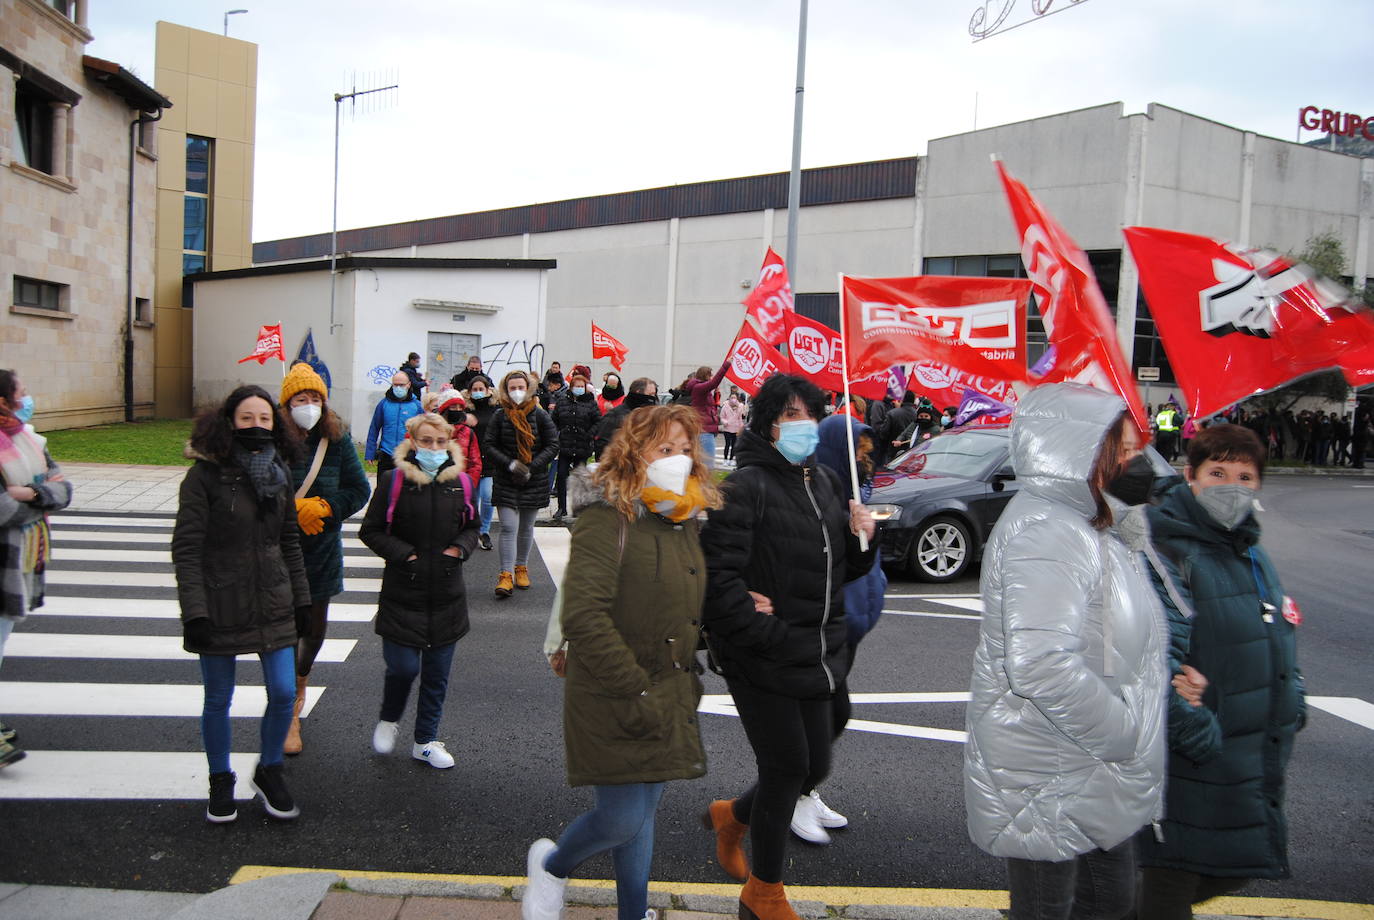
top-left (726, 678), bottom-right (850, 883)
top-left (296, 599), bottom-right (330, 676)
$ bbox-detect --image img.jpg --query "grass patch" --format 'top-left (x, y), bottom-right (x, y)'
top-left (44, 418), bottom-right (195, 467)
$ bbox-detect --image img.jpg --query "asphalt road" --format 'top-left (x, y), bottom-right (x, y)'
top-left (0, 474), bottom-right (1370, 903)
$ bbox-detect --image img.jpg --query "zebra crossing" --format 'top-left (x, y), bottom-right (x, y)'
top-left (0, 510), bottom-right (376, 801)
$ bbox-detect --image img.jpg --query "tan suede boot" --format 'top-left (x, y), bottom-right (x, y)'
top-left (513, 564), bottom-right (531, 589)
top-left (495, 571), bottom-right (514, 598)
top-left (284, 674), bottom-right (307, 756)
top-left (700, 798), bottom-right (749, 881)
top-left (738, 875), bottom-right (800, 920)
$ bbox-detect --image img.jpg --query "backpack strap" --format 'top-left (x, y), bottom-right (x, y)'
top-left (384, 467), bottom-right (405, 534)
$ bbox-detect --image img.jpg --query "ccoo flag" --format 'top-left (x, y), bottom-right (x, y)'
top-left (591, 323), bottom-right (629, 371)
top-left (237, 324), bottom-right (286, 365)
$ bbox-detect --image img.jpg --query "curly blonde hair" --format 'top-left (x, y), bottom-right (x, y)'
top-left (594, 404), bottom-right (723, 520)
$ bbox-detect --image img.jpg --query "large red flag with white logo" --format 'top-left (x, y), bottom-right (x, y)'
top-left (1123, 226), bottom-right (1374, 417)
top-left (995, 160), bottom-right (1149, 435)
top-left (783, 311), bottom-right (845, 392)
top-left (237, 323), bottom-right (285, 365)
top-left (722, 320), bottom-right (789, 396)
top-left (591, 322), bottom-right (629, 371)
top-left (840, 274), bottom-right (1032, 387)
top-left (742, 247), bottom-right (793, 347)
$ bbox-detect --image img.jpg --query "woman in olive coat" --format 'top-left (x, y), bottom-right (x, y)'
top-left (173, 384), bottom-right (311, 824)
top-left (522, 405), bottom-right (721, 920)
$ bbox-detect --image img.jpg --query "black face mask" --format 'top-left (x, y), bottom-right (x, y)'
top-left (1104, 453), bottom-right (1156, 506)
top-left (234, 426), bottom-right (274, 452)
top-left (602, 384), bottom-right (625, 400)
top-left (625, 391), bottom-right (658, 409)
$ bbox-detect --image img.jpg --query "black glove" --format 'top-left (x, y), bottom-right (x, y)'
top-left (510, 460), bottom-right (531, 485)
top-left (295, 606), bottom-right (313, 638)
top-left (183, 617), bottom-right (214, 648)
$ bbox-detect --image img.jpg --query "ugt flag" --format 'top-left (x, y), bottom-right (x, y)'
top-left (591, 323), bottom-right (629, 371)
top-left (783, 311), bottom-right (844, 392)
top-left (995, 159), bottom-right (1149, 435)
top-left (722, 320), bottom-right (788, 396)
top-left (742, 247), bottom-right (793, 347)
top-left (238, 324), bottom-right (285, 365)
top-left (1123, 226), bottom-right (1374, 418)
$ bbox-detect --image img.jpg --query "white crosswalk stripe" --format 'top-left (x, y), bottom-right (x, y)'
top-left (0, 511), bottom-right (378, 802)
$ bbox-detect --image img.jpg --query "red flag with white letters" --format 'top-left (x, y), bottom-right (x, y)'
top-left (995, 160), bottom-right (1149, 435)
top-left (1123, 226), bottom-right (1374, 418)
top-left (237, 324), bottom-right (285, 365)
top-left (783, 311), bottom-right (845, 392)
top-left (722, 320), bottom-right (788, 396)
top-left (742, 247), bottom-right (793, 347)
top-left (591, 322), bottom-right (629, 371)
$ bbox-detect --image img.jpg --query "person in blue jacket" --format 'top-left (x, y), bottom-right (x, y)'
top-left (366, 371), bottom-right (422, 476)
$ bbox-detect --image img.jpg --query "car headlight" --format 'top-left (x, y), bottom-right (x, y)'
top-left (868, 503), bottom-right (901, 522)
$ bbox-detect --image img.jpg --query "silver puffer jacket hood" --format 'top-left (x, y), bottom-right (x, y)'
top-left (963, 383), bottom-right (1167, 862)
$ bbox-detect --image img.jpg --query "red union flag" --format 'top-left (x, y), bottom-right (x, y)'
top-left (590, 322), bottom-right (629, 371)
top-left (841, 274), bottom-right (1031, 387)
top-left (742, 247), bottom-right (793, 346)
top-left (1123, 226), bottom-right (1374, 417)
top-left (237, 323), bottom-right (285, 365)
top-left (783, 311), bottom-right (845, 392)
top-left (995, 160), bottom-right (1149, 435)
top-left (723, 320), bottom-right (787, 396)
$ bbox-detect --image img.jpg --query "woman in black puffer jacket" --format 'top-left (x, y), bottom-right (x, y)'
top-left (483, 370), bottom-right (559, 598)
top-left (359, 412), bottom-right (480, 770)
top-left (699, 374), bottom-right (875, 920)
top-left (551, 369), bottom-right (601, 521)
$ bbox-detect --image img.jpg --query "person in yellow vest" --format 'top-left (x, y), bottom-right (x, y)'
top-left (1156, 403), bottom-right (1181, 463)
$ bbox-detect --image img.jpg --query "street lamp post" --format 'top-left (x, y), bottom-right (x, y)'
top-left (784, 0), bottom-right (808, 280)
top-left (223, 9), bottom-right (247, 36)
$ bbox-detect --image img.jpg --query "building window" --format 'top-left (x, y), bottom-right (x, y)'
top-left (14, 276), bottom-right (65, 311)
top-left (183, 135), bottom-right (212, 276)
top-left (135, 297), bottom-right (152, 323)
top-left (15, 83), bottom-right (56, 175)
top-left (48, 0), bottom-right (72, 17)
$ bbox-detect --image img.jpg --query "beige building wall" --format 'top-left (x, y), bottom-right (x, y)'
top-left (0, 0), bottom-right (159, 430)
top-left (152, 21), bottom-right (256, 418)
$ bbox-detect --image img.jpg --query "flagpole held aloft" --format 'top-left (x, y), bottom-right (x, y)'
top-left (837, 272), bottom-right (868, 552)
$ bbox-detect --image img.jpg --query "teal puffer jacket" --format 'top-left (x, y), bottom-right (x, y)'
top-left (288, 426), bottom-right (372, 600)
top-left (1137, 481), bottom-right (1304, 879)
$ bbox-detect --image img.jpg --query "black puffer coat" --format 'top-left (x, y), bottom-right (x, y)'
top-left (484, 404), bottom-right (559, 510)
top-left (552, 390), bottom-right (601, 460)
top-left (470, 397), bottom-right (499, 475)
top-left (358, 440), bottom-right (481, 648)
top-left (173, 449), bottom-right (311, 655)
top-left (700, 428), bottom-right (873, 699)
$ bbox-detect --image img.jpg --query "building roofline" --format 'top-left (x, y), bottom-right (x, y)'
top-left (188, 256), bottom-right (557, 283)
top-left (82, 56), bottom-right (172, 112)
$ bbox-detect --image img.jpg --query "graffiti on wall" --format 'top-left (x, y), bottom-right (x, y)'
top-left (367, 364), bottom-right (399, 386)
top-left (481, 339), bottom-right (546, 381)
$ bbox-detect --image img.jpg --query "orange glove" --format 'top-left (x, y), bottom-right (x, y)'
top-left (295, 496), bottom-right (332, 535)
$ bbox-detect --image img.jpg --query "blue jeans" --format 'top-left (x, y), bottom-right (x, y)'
top-left (1005, 837), bottom-right (1136, 920)
top-left (380, 639), bottom-right (456, 743)
top-left (544, 782), bottom-right (665, 920)
top-left (698, 432), bottom-right (717, 470)
top-left (199, 645), bottom-right (296, 774)
top-left (478, 476), bottom-right (495, 535)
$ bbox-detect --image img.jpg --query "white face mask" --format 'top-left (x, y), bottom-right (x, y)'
top-left (507, 388), bottom-right (528, 404)
top-left (290, 404), bottom-right (322, 430)
top-left (645, 454), bottom-right (693, 495)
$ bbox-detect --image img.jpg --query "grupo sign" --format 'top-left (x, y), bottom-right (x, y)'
top-left (1298, 106), bottom-right (1374, 141)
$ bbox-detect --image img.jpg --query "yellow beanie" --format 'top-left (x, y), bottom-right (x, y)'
top-left (281, 362), bottom-right (328, 405)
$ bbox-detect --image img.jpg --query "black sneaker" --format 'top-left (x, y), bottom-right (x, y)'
top-left (251, 762), bottom-right (300, 820)
top-left (0, 721), bottom-right (16, 744)
top-left (478, 533), bottom-right (493, 551)
top-left (206, 770), bottom-right (238, 823)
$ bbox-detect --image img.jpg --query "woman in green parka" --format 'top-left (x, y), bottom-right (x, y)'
top-left (278, 362), bottom-right (371, 754)
top-left (522, 405), bottom-right (721, 920)
top-left (1138, 423), bottom-right (1305, 917)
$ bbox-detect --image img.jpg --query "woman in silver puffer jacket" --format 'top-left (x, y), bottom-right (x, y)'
top-left (963, 383), bottom-right (1168, 919)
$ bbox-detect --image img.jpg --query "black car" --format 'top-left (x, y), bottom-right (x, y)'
top-left (872, 423), bottom-right (1181, 582)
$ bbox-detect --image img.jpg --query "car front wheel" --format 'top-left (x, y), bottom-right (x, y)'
top-left (908, 515), bottom-right (972, 582)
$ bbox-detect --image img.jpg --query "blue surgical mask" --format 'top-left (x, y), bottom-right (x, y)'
top-left (13, 395), bottom-right (34, 424)
top-left (470, 390), bottom-right (489, 400)
top-left (391, 385), bottom-right (410, 399)
top-left (774, 419), bottom-right (819, 464)
top-left (414, 448), bottom-right (448, 474)
top-left (572, 386), bottom-right (586, 397)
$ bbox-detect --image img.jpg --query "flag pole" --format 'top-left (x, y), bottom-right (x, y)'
top-left (281, 322), bottom-right (287, 378)
top-left (837, 272), bottom-right (868, 552)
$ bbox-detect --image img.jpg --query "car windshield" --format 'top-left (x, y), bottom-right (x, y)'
top-left (889, 431), bottom-right (1006, 479)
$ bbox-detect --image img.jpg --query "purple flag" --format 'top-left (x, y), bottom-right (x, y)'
top-left (1029, 345), bottom-right (1057, 380)
top-left (954, 389), bottom-right (1014, 427)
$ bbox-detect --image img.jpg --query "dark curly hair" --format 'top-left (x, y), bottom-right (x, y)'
top-left (746, 374), bottom-right (827, 440)
top-left (0, 369), bottom-right (19, 425)
top-left (190, 384), bottom-right (302, 464)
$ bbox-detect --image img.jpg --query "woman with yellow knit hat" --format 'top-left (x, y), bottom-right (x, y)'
top-left (278, 361), bottom-right (371, 754)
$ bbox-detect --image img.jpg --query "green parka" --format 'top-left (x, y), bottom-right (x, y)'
top-left (559, 477), bottom-right (707, 787)
top-left (1137, 480), bottom-right (1305, 879)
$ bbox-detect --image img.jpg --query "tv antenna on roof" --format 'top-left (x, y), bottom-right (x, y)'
top-left (329, 71), bottom-right (399, 334)
top-left (969, 0), bottom-right (1091, 42)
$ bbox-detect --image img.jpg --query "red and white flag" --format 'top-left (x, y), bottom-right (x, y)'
top-left (591, 322), bottom-right (629, 371)
top-left (237, 324), bottom-right (285, 365)
top-left (995, 160), bottom-right (1149, 435)
top-left (783, 311), bottom-right (845, 392)
top-left (1123, 226), bottom-right (1374, 418)
top-left (742, 247), bottom-right (793, 346)
top-left (722, 320), bottom-right (788, 396)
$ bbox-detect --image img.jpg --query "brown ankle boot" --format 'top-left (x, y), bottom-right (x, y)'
top-left (495, 571), bottom-right (514, 598)
top-left (738, 875), bottom-right (800, 920)
top-left (513, 564), bottom-right (531, 589)
top-left (284, 675), bottom-right (307, 755)
top-left (700, 798), bottom-right (749, 881)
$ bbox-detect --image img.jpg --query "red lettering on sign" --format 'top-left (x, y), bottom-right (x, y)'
top-left (1345, 114), bottom-right (1363, 138)
top-left (1299, 105), bottom-right (1320, 131)
top-left (1319, 109), bottom-right (1336, 134)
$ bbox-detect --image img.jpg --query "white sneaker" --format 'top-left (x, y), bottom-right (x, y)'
top-left (372, 720), bottom-right (398, 755)
top-left (522, 838), bottom-right (567, 920)
top-left (808, 789), bottom-right (849, 828)
top-left (789, 793), bottom-right (831, 844)
top-left (412, 740), bottom-right (455, 769)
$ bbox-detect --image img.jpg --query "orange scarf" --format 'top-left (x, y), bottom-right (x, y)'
top-left (640, 477), bottom-right (705, 522)
top-left (502, 396), bottom-right (539, 464)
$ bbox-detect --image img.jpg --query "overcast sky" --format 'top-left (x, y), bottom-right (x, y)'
top-left (88, 0), bottom-right (1371, 245)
